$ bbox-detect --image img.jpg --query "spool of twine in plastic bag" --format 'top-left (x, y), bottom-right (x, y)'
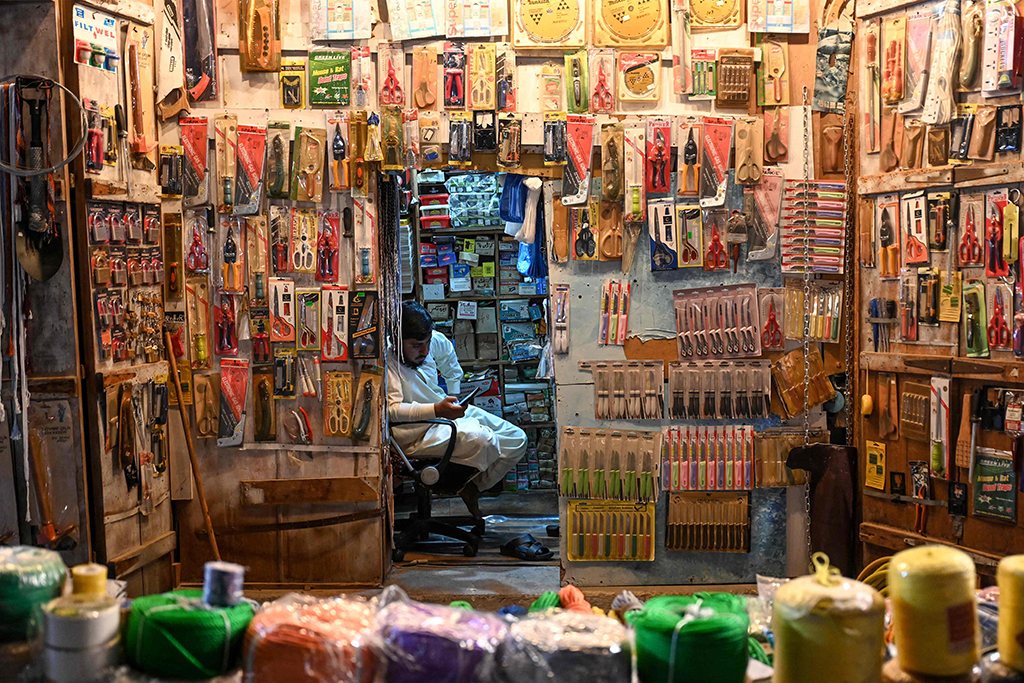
top-left (0, 546), bottom-right (67, 643)
top-left (244, 594), bottom-right (378, 683)
top-left (509, 608), bottom-right (632, 683)
top-left (889, 545), bottom-right (979, 677)
top-left (626, 593), bottom-right (749, 683)
top-left (772, 553), bottom-right (885, 683)
top-left (377, 599), bottom-right (508, 683)
top-left (999, 555), bottom-right (1024, 673)
top-left (125, 589), bottom-right (254, 679)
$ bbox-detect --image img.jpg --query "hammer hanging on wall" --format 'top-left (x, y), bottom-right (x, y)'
top-left (163, 326), bottom-right (221, 561)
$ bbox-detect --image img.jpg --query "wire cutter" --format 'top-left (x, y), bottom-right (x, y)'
top-left (960, 205), bottom-right (982, 265)
top-left (285, 407), bottom-right (312, 445)
top-left (989, 288), bottom-right (1011, 347)
top-left (988, 202), bottom-right (1008, 276)
top-left (879, 207), bottom-right (898, 276)
top-left (650, 130), bottom-right (668, 190)
top-left (317, 223), bottom-right (337, 280)
top-left (682, 128), bottom-right (699, 193)
top-left (221, 223), bottom-right (242, 290)
top-left (186, 222), bottom-right (209, 272)
top-left (217, 296), bottom-right (235, 352)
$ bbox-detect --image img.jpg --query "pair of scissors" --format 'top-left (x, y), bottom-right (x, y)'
top-left (705, 221), bottom-right (728, 269)
top-left (905, 232), bottom-right (928, 262)
top-left (328, 382), bottom-right (351, 434)
top-left (380, 55), bottom-right (404, 105)
top-left (959, 205), bottom-right (982, 265)
top-left (196, 383), bottom-right (215, 436)
top-left (299, 297), bottom-right (318, 347)
top-left (761, 302), bottom-right (783, 348)
top-left (292, 232), bottom-right (316, 271)
top-left (989, 288), bottom-right (1011, 347)
top-left (590, 64), bottom-right (613, 112)
top-left (186, 222), bottom-right (209, 271)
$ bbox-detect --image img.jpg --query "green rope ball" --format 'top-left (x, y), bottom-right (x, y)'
top-left (0, 546), bottom-right (66, 643)
top-left (626, 593), bottom-right (750, 683)
top-left (125, 589), bottom-right (254, 679)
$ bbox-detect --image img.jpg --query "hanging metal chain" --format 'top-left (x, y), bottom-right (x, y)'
top-left (801, 88), bottom-right (813, 561)
top-left (842, 100), bottom-right (856, 447)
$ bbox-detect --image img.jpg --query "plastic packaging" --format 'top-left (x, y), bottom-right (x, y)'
top-left (772, 553), bottom-right (885, 683)
top-left (889, 545), bottom-right (980, 676)
top-left (506, 609), bottom-right (632, 683)
top-left (376, 589), bottom-right (508, 683)
top-left (0, 545), bottom-right (67, 643)
top-left (244, 593), bottom-right (378, 683)
top-left (125, 589), bottom-right (254, 679)
top-left (999, 556), bottom-right (1024, 671)
top-left (626, 593), bottom-right (749, 683)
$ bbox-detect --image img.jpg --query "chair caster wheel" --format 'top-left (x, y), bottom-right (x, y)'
top-left (463, 545), bottom-right (477, 557)
top-left (392, 549), bottom-right (406, 562)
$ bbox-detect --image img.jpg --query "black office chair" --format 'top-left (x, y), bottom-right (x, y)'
top-left (390, 418), bottom-right (483, 561)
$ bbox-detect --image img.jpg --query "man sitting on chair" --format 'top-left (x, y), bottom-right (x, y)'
top-left (387, 301), bottom-right (528, 523)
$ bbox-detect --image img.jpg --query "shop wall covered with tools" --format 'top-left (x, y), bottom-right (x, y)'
top-left (64, 0), bottom-right (392, 588)
top-left (541, 0), bottom-right (855, 584)
top-left (856, 0), bottom-right (1024, 572)
top-left (0, 3), bottom-right (92, 572)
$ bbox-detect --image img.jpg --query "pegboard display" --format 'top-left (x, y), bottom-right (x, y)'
top-left (856, 0), bottom-right (1024, 575)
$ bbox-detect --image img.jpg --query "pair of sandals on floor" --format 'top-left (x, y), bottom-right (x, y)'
top-left (498, 524), bottom-right (559, 562)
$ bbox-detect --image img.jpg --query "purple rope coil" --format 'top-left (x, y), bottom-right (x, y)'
top-left (376, 600), bottom-right (508, 683)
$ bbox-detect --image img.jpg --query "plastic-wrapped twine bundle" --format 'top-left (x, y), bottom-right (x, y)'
top-left (888, 545), bottom-right (980, 677)
top-left (0, 545), bottom-right (67, 643)
top-left (998, 556), bottom-right (1024, 673)
top-left (125, 589), bottom-right (254, 679)
top-left (559, 585), bottom-right (592, 613)
top-left (626, 593), bottom-right (749, 683)
top-left (42, 594), bottom-right (122, 683)
top-left (244, 594), bottom-right (378, 683)
top-left (611, 590), bottom-right (645, 614)
top-left (377, 598), bottom-right (509, 683)
top-left (772, 553), bottom-right (885, 683)
top-left (508, 608), bottom-right (632, 683)
top-left (530, 591), bottom-right (561, 613)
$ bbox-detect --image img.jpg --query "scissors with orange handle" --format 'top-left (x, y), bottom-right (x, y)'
top-left (590, 64), bottom-right (613, 112)
top-left (761, 302), bottom-right (783, 348)
top-left (959, 205), bottom-right (982, 265)
top-left (381, 56), bottom-right (404, 105)
top-left (705, 221), bottom-right (728, 270)
top-left (989, 288), bottom-right (1011, 348)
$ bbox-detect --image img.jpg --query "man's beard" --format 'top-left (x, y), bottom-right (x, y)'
top-left (403, 355), bottom-right (425, 369)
